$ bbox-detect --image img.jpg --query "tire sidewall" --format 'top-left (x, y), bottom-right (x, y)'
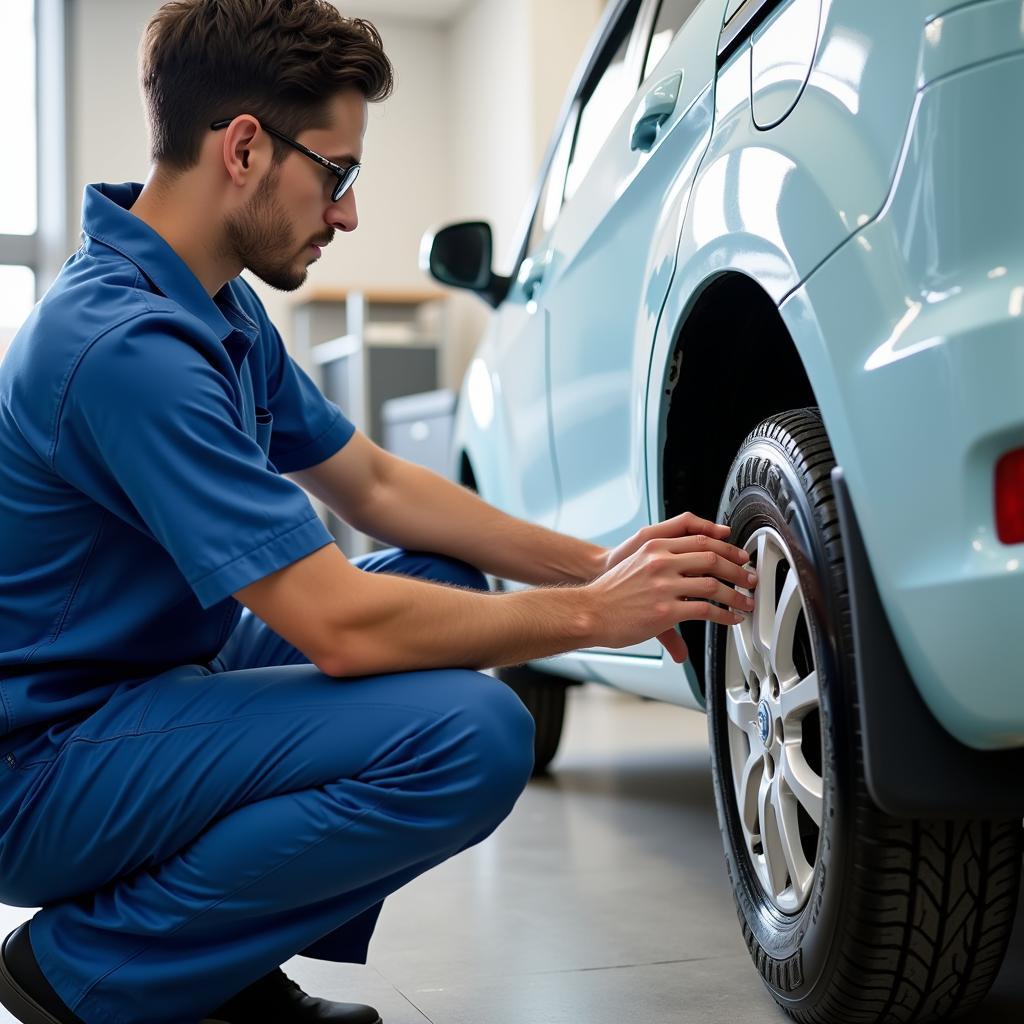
top-left (707, 427), bottom-right (856, 1004)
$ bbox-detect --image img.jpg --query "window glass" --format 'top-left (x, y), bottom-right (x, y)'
top-left (563, 15), bottom-right (638, 204)
top-left (643, 0), bottom-right (702, 81)
top-left (0, 0), bottom-right (37, 235)
top-left (526, 109), bottom-right (578, 255)
top-left (0, 266), bottom-right (36, 361)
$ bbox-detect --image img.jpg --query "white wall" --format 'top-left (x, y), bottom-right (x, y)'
top-left (444, 0), bottom-right (604, 376)
top-left (69, 1), bottom-right (152, 198)
top-left (70, 1), bottom-right (450, 374)
top-left (67, 0), bottom-right (603, 388)
top-left (444, 0), bottom-right (531, 371)
top-left (529, 0), bottom-right (607, 176)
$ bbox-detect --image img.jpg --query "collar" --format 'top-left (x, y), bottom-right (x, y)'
top-left (80, 182), bottom-right (259, 345)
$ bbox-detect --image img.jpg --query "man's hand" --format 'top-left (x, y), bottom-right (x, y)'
top-left (590, 512), bottom-right (755, 663)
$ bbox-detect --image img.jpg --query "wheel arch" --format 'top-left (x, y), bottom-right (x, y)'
top-left (658, 271), bottom-right (819, 697)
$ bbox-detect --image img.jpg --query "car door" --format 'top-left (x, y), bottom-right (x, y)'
top-left (483, 103), bottom-right (579, 528)
top-left (541, 0), bottom-right (724, 551)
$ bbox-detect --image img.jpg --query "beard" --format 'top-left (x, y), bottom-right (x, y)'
top-left (221, 164), bottom-right (309, 292)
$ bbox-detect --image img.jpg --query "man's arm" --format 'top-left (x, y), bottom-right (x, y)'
top-left (233, 543), bottom-right (593, 677)
top-left (286, 431), bottom-right (606, 585)
top-left (232, 534), bottom-right (756, 677)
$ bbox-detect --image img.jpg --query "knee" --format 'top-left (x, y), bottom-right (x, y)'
top-left (441, 671), bottom-right (535, 813)
top-left (356, 548), bottom-right (488, 592)
top-left (430, 555), bottom-right (489, 592)
top-left (475, 673), bottom-right (536, 791)
top-left (400, 549), bottom-right (488, 591)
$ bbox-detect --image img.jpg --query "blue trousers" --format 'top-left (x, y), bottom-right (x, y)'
top-left (0, 549), bottom-right (535, 1024)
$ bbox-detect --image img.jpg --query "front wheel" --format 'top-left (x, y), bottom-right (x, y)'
top-left (706, 408), bottom-right (1021, 1022)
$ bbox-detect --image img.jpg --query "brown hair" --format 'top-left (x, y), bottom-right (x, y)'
top-left (140, 0), bottom-right (394, 171)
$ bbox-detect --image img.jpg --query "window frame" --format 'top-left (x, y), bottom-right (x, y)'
top-left (524, 99), bottom-right (581, 257)
top-left (562, 0), bottom-right (649, 206)
top-left (639, 0), bottom-right (705, 84)
top-left (0, 0), bottom-right (69, 304)
top-left (510, 0), bottom-right (657, 279)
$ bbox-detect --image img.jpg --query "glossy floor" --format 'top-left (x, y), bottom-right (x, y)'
top-left (1, 683), bottom-right (1021, 1023)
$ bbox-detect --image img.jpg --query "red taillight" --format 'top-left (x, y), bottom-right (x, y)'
top-left (995, 448), bottom-right (1024, 544)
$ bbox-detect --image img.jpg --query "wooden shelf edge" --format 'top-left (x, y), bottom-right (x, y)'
top-left (295, 287), bottom-right (448, 305)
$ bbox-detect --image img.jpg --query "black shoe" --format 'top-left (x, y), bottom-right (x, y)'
top-left (0, 922), bottom-right (85, 1024)
top-left (203, 967), bottom-right (382, 1024)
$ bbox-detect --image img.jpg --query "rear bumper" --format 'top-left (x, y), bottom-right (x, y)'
top-left (789, 45), bottom-right (1024, 754)
top-left (835, 469), bottom-right (1024, 819)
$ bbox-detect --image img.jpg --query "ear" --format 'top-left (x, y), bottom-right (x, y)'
top-left (219, 115), bottom-right (266, 186)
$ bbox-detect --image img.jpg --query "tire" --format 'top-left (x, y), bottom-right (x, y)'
top-left (706, 408), bottom-right (1022, 1023)
top-left (496, 665), bottom-right (567, 775)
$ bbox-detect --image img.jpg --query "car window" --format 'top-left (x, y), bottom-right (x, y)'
top-left (643, 0), bottom-right (702, 81)
top-left (563, 4), bottom-right (643, 204)
top-left (526, 106), bottom-right (578, 255)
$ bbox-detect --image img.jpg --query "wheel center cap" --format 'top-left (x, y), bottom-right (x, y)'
top-left (757, 700), bottom-right (772, 744)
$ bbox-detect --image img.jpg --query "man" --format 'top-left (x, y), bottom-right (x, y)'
top-left (0, 2), bottom-right (757, 1022)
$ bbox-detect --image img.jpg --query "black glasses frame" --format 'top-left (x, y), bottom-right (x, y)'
top-left (210, 117), bottom-right (360, 202)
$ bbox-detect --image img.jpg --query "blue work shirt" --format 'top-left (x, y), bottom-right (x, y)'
top-left (0, 182), bottom-right (354, 764)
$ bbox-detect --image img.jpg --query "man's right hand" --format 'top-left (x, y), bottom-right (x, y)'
top-left (581, 535), bottom-right (757, 663)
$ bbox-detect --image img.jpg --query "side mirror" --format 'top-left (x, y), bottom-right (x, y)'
top-left (420, 221), bottom-right (510, 308)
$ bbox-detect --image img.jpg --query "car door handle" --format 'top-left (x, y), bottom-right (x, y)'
top-left (630, 72), bottom-right (682, 152)
top-left (521, 251), bottom-right (552, 303)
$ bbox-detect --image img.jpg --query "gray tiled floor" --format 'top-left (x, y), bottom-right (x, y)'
top-left (2, 683), bottom-right (1022, 1023)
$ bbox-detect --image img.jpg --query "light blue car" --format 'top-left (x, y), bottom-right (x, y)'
top-left (422, 0), bottom-right (1024, 1019)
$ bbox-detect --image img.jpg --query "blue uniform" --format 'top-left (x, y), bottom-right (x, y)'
top-left (0, 183), bottom-right (534, 1023)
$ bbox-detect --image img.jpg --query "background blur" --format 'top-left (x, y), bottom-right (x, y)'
top-left (0, 0), bottom-right (609, 387)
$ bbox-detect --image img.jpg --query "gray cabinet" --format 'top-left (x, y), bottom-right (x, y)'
top-left (292, 289), bottom-right (448, 556)
top-left (381, 388), bottom-right (457, 481)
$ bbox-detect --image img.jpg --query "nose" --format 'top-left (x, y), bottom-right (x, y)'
top-left (326, 188), bottom-right (358, 233)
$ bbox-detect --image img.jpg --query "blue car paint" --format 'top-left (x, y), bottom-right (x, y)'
top-left (779, 48), bottom-right (1024, 749)
top-left (449, 0), bottom-right (1024, 744)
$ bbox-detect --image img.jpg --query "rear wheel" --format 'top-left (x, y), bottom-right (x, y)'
top-left (706, 409), bottom-right (1021, 1022)
top-left (457, 465), bottom-right (570, 775)
top-left (496, 665), bottom-right (567, 775)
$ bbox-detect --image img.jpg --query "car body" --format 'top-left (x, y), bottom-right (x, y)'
top-left (429, 0), bottom-right (1024, 755)
top-left (423, 2), bottom-right (1024, 1016)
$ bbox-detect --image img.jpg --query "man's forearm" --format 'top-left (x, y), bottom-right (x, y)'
top-left (323, 570), bottom-right (594, 677)
top-left (347, 458), bottom-right (606, 585)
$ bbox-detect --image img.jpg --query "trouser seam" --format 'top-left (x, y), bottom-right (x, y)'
top-left (8, 703), bottom-right (447, 824)
top-left (69, 701), bottom-right (450, 749)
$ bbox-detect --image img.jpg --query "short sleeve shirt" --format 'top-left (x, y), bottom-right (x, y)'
top-left (0, 182), bottom-right (354, 754)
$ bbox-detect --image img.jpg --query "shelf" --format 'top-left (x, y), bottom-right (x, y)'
top-left (292, 287), bottom-right (448, 558)
top-left (295, 286), bottom-right (447, 305)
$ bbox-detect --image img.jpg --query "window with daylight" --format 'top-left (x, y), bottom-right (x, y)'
top-left (1, 0), bottom-right (66, 360)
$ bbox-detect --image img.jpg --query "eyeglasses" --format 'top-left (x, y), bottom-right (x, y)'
top-left (210, 117), bottom-right (361, 202)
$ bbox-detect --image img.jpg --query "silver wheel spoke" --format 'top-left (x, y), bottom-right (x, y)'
top-left (752, 533), bottom-right (780, 665)
top-left (730, 616), bottom-right (765, 681)
top-left (769, 566), bottom-right (802, 683)
top-left (725, 686), bottom-right (757, 735)
top-left (739, 748), bottom-right (763, 837)
top-left (781, 741), bottom-right (824, 826)
top-left (771, 776), bottom-right (813, 905)
top-left (759, 772), bottom-right (789, 898)
top-left (755, 531), bottom-right (774, 577)
top-left (780, 670), bottom-right (819, 725)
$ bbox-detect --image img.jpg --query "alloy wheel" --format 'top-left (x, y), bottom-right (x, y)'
top-left (724, 526), bottom-right (824, 914)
